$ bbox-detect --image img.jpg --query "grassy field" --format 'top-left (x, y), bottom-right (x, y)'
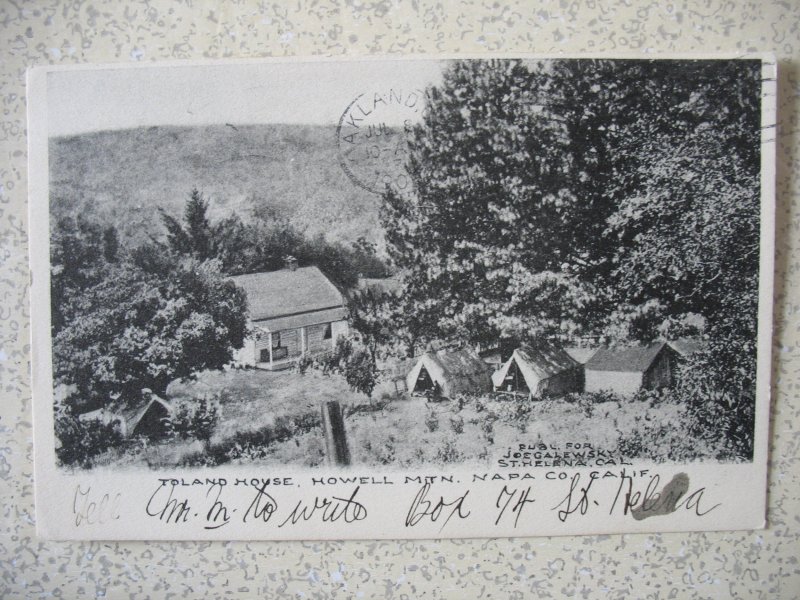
top-left (91, 367), bottom-right (728, 470)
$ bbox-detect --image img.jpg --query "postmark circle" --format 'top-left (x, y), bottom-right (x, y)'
top-left (336, 88), bottom-right (427, 195)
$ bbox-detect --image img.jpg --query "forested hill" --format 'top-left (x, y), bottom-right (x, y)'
top-left (49, 124), bottom-right (382, 248)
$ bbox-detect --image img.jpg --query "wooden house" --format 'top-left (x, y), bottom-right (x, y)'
top-left (231, 263), bottom-right (349, 370)
top-left (584, 342), bottom-right (678, 396)
top-left (406, 348), bottom-right (493, 398)
top-left (491, 342), bottom-right (583, 399)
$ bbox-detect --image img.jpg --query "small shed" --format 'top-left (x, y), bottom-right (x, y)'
top-left (491, 342), bottom-right (583, 398)
top-left (406, 348), bottom-right (493, 398)
top-left (79, 389), bottom-right (174, 438)
top-left (584, 342), bottom-right (678, 396)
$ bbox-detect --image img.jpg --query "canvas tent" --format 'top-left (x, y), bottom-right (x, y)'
top-left (491, 342), bottom-right (583, 398)
top-left (564, 346), bottom-right (598, 365)
top-left (584, 342), bottom-right (678, 396)
top-left (406, 348), bottom-right (493, 398)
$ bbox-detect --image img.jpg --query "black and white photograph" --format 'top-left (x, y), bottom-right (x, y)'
top-left (28, 56), bottom-right (775, 540)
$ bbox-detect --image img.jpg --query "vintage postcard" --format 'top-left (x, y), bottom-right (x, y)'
top-left (28, 55), bottom-right (776, 540)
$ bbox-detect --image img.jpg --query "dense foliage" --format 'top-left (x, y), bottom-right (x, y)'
top-left (381, 59), bottom-right (762, 458)
top-left (298, 336), bottom-right (378, 398)
top-left (159, 188), bottom-right (390, 289)
top-left (166, 394), bottom-right (222, 446)
top-left (54, 405), bottom-right (123, 469)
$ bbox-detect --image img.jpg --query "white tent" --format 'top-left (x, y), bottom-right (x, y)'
top-left (406, 348), bottom-right (493, 397)
top-left (492, 342), bottom-right (582, 398)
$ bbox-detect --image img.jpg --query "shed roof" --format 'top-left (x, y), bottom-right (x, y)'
top-left (585, 342), bottom-right (668, 373)
top-left (230, 267), bottom-right (345, 321)
top-left (106, 393), bottom-right (173, 429)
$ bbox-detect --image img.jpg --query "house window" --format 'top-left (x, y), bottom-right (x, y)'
top-left (323, 323), bottom-right (332, 340)
top-left (272, 332), bottom-right (281, 348)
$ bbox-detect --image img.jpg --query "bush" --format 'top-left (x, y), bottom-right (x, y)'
top-left (305, 336), bottom-right (378, 398)
top-left (425, 408), bottom-right (440, 432)
top-left (166, 394), bottom-right (222, 444)
top-left (55, 409), bottom-right (123, 469)
top-left (179, 410), bottom-right (321, 467)
top-left (343, 346), bottom-right (377, 398)
top-left (435, 441), bottom-right (463, 464)
top-left (295, 353), bottom-right (314, 375)
top-left (450, 416), bottom-right (465, 434)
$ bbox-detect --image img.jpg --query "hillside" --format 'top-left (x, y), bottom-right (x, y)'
top-left (49, 124), bottom-right (384, 249)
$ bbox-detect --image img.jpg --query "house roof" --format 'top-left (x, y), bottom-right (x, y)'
top-left (252, 306), bottom-right (348, 333)
top-left (585, 342), bottom-right (669, 373)
top-left (230, 267), bottom-right (345, 321)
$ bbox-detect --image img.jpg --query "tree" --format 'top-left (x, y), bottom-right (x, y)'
top-left (382, 58), bottom-right (762, 459)
top-left (53, 256), bottom-right (248, 411)
top-left (382, 58), bottom-right (761, 350)
top-left (380, 59), bottom-right (604, 348)
top-left (160, 188), bottom-right (213, 260)
top-left (160, 191), bottom-right (390, 290)
top-left (51, 215), bottom-right (120, 334)
top-left (346, 287), bottom-right (394, 360)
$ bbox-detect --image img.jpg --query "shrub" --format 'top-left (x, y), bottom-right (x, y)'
top-left (343, 346), bottom-right (377, 398)
top-left (425, 409), bottom-right (440, 433)
top-left (166, 394), bottom-right (222, 445)
top-left (435, 441), bottom-right (463, 464)
top-left (450, 416), bottom-right (465, 434)
top-left (306, 336), bottom-right (377, 398)
top-left (55, 409), bottom-right (123, 469)
top-left (295, 353), bottom-right (314, 375)
top-left (183, 410), bottom-right (321, 467)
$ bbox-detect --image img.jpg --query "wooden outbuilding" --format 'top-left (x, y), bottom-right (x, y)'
top-left (584, 342), bottom-right (678, 396)
top-left (406, 348), bottom-right (493, 398)
top-left (79, 389), bottom-right (174, 438)
top-left (491, 342), bottom-right (583, 399)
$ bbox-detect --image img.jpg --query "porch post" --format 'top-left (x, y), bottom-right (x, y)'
top-left (301, 326), bottom-right (307, 355)
top-left (268, 332), bottom-right (273, 368)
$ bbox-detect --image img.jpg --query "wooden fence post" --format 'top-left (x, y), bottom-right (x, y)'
top-left (321, 400), bottom-right (351, 466)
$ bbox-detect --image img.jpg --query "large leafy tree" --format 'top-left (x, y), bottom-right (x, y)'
top-left (51, 215), bottom-right (119, 333)
top-left (382, 58), bottom-right (762, 458)
top-left (382, 60), bottom-right (583, 347)
top-left (53, 247), bottom-right (248, 411)
top-left (382, 58), bottom-right (761, 352)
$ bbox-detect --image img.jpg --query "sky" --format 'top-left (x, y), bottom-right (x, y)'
top-left (46, 58), bottom-right (445, 136)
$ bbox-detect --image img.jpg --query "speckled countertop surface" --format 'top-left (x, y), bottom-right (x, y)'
top-left (2, 1), bottom-right (799, 597)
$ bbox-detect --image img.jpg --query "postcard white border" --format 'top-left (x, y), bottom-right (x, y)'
top-left (28, 54), bottom-right (776, 540)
